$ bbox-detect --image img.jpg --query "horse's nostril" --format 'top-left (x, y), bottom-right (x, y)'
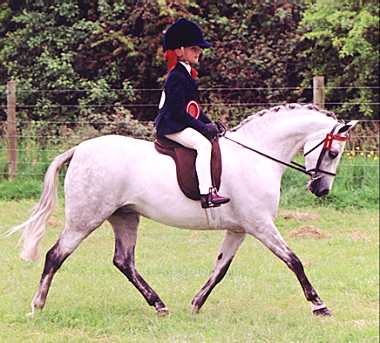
top-left (308, 178), bottom-right (330, 197)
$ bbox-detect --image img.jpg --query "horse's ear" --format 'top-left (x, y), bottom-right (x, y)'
top-left (338, 120), bottom-right (359, 134)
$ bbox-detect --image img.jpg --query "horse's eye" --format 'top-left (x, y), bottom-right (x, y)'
top-left (328, 149), bottom-right (339, 159)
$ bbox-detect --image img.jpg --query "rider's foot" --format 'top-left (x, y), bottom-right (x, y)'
top-left (200, 187), bottom-right (230, 208)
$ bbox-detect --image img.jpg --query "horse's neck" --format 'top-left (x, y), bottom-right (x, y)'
top-left (229, 109), bottom-right (334, 164)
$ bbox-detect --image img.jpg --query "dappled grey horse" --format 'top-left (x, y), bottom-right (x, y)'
top-left (9, 104), bottom-right (357, 317)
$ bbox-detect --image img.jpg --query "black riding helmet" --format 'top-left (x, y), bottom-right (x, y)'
top-left (163, 18), bottom-right (211, 51)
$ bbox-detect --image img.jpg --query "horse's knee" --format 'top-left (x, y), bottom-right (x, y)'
top-left (113, 254), bottom-right (135, 281)
top-left (112, 247), bottom-right (166, 309)
top-left (113, 255), bottom-right (128, 271)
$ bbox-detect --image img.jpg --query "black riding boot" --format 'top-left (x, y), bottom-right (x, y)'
top-left (200, 187), bottom-right (230, 209)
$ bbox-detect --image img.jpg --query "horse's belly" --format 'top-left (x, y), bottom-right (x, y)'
top-left (122, 155), bottom-right (213, 229)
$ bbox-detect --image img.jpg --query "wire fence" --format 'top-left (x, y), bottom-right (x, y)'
top-left (1, 85), bottom-right (380, 93)
top-left (1, 103), bottom-right (380, 109)
top-left (1, 83), bottom-right (379, 184)
top-left (0, 117), bottom-right (378, 143)
top-left (1, 85), bottom-right (379, 104)
top-left (0, 119), bottom-right (378, 177)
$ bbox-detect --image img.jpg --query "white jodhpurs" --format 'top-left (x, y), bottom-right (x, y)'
top-left (165, 128), bottom-right (212, 195)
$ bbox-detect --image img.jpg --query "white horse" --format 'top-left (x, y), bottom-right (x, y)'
top-left (9, 103), bottom-right (357, 317)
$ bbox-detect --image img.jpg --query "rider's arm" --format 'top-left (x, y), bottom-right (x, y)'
top-left (198, 111), bottom-right (212, 124)
top-left (165, 74), bottom-right (208, 133)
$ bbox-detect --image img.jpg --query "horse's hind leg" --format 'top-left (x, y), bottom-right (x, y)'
top-left (108, 211), bottom-right (168, 316)
top-left (30, 226), bottom-right (95, 316)
top-left (191, 230), bottom-right (245, 313)
top-left (247, 222), bottom-right (331, 316)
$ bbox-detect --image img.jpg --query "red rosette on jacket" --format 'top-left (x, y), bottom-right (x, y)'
top-left (186, 100), bottom-right (200, 119)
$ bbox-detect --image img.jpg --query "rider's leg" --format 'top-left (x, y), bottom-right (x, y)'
top-left (166, 127), bottom-right (212, 194)
top-left (165, 128), bottom-right (229, 207)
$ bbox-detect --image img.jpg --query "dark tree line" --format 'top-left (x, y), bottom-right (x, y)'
top-left (0, 1), bottom-right (378, 140)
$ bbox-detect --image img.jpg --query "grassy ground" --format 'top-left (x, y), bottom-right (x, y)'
top-left (0, 201), bottom-right (378, 342)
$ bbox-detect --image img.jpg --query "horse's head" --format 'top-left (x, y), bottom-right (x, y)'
top-left (304, 120), bottom-right (358, 197)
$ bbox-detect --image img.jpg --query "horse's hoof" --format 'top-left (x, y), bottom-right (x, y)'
top-left (26, 311), bottom-right (35, 319)
top-left (313, 307), bottom-right (332, 316)
top-left (156, 307), bottom-right (169, 317)
top-left (191, 305), bottom-right (200, 314)
top-left (26, 307), bottom-right (38, 319)
top-left (26, 303), bottom-right (39, 319)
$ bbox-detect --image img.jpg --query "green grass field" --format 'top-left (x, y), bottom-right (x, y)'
top-left (1, 201), bottom-right (378, 343)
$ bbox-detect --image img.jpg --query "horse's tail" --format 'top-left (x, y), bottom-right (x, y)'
top-left (7, 147), bottom-right (76, 261)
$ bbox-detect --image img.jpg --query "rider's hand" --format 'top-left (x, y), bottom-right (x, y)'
top-left (204, 123), bottom-right (219, 139)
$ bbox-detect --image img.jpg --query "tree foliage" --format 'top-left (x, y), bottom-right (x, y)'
top-left (0, 0), bottom-right (140, 140)
top-left (194, 0), bottom-right (308, 124)
top-left (300, 0), bottom-right (379, 119)
top-left (0, 0), bottom-right (378, 142)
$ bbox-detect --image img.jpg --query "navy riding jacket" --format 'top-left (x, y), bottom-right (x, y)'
top-left (154, 63), bottom-right (211, 137)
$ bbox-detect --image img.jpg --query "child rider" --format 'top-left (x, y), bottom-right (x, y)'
top-left (155, 18), bottom-right (230, 209)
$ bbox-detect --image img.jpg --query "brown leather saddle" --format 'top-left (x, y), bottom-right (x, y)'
top-left (154, 136), bottom-right (222, 200)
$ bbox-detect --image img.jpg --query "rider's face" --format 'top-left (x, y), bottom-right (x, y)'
top-left (176, 46), bottom-right (202, 65)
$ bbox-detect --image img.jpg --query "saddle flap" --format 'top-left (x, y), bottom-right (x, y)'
top-left (154, 136), bottom-right (222, 200)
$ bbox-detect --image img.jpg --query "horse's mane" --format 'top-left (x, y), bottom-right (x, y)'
top-left (230, 103), bottom-right (337, 132)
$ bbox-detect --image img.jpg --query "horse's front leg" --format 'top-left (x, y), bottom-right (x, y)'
top-left (191, 230), bottom-right (245, 313)
top-left (247, 221), bottom-right (331, 316)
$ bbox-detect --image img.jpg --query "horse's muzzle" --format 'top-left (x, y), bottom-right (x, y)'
top-left (308, 176), bottom-right (330, 197)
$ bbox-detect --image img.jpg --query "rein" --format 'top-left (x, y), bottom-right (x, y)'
top-left (221, 124), bottom-right (348, 178)
top-left (222, 135), bottom-right (312, 175)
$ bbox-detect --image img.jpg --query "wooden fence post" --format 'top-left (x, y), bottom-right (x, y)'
top-left (6, 80), bottom-right (17, 179)
top-left (313, 76), bottom-right (325, 109)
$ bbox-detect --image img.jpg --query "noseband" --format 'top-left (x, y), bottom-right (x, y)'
top-left (221, 123), bottom-right (348, 177)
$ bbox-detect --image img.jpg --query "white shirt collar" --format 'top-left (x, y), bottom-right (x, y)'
top-left (179, 61), bottom-right (191, 75)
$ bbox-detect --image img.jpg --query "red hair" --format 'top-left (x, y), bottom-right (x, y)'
top-left (164, 50), bottom-right (177, 72)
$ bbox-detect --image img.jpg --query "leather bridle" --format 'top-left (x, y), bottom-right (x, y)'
top-left (303, 124), bottom-right (348, 177)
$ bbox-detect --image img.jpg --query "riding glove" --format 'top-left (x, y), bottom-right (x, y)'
top-left (204, 123), bottom-right (219, 139)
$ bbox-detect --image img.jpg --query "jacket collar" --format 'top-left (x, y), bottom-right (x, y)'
top-left (174, 62), bottom-right (198, 80)
top-left (179, 61), bottom-right (192, 75)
